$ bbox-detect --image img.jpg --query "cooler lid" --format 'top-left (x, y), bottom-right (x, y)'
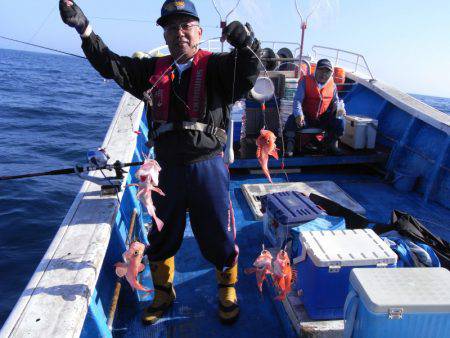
top-left (267, 191), bottom-right (322, 225)
top-left (350, 268), bottom-right (450, 313)
top-left (299, 229), bottom-right (397, 267)
top-left (345, 115), bottom-right (378, 125)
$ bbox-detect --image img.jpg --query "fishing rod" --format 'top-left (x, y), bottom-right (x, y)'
top-left (0, 35), bottom-right (86, 59)
top-left (0, 160), bottom-right (143, 181)
top-left (294, 0), bottom-right (322, 75)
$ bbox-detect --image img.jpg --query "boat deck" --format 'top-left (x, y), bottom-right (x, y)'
top-left (113, 168), bottom-right (450, 338)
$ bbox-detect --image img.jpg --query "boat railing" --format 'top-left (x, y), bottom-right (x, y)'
top-left (261, 40), bottom-right (302, 52)
top-left (312, 45), bottom-right (375, 80)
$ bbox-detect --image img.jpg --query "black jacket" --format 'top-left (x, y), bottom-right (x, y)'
top-left (81, 32), bottom-right (260, 164)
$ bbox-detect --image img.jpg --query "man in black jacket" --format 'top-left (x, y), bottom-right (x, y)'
top-left (60, 0), bottom-right (260, 325)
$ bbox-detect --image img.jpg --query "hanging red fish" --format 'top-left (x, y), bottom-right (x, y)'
top-left (256, 128), bottom-right (279, 183)
top-left (244, 248), bottom-right (273, 293)
top-left (272, 249), bottom-right (297, 301)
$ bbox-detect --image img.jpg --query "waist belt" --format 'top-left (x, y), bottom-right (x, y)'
top-left (150, 121), bottom-right (227, 144)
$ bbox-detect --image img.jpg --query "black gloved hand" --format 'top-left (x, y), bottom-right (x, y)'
top-left (59, 0), bottom-right (89, 35)
top-left (222, 21), bottom-right (255, 50)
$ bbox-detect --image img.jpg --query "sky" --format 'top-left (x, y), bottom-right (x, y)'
top-left (1, 0), bottom-right (449, 98)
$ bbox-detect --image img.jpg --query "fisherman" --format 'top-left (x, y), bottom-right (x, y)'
top-left (59, 0), bottom-right (260, 325)
top-left (284, 58), bottom-right (345, 156)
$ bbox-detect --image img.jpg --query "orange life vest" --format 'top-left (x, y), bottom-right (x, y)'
top-left (148, 49), bottom-right (212, 123)
top-left (302, 74), bottom-right (335, 120)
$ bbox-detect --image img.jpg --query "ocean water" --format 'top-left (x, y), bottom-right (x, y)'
top-left (0, 48), bottom-right (122, 326)
top-left (0, 48), bottom-right (449, 327)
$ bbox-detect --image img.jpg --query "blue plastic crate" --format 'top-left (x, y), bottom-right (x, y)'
top-left (296, 229), bottom-right (397, 320)
top-left (267, 191), bottom-right (322, 224)
top-left (344, 268), bottom-right (450, 338)
top-left (263, 191), bottom-right (322, 248)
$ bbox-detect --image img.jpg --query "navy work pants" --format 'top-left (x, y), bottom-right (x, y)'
top-left (146, 156), bottom-right (238, 271)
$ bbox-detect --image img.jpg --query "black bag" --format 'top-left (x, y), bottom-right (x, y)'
top-left (373, 210), bottom-right (450, 269)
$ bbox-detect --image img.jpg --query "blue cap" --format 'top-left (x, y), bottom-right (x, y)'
top-left (157, 0), bottom-right (200, 26)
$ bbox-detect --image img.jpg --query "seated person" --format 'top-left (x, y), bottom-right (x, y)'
top-left (284, 59), bottom-right (345, 155)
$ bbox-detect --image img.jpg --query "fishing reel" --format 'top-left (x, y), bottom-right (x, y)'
top-left (75, 148), bottom-right (126, 195)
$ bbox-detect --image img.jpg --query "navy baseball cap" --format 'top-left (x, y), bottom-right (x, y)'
top-left (157, 0), bottom-right (200, 26)
top-left (316, 59), bottom-right (333, 70)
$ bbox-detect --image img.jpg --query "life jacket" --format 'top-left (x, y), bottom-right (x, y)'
top-left (302, 74), bottom-right (335, 120)
top-left (148, 49), bottom-right (212, 123)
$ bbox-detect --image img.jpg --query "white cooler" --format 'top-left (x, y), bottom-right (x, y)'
top-left (341, 115), bottom-right (378, 149)
top-left (296, 229), bottom-right (397, 320)
top-left (344, 267), bottom-right (450, 338)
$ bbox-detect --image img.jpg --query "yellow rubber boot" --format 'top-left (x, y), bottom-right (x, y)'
top-left (216, 264), bottom-right (239, 324)
top-left (142, 256), bottom-right (176, 325)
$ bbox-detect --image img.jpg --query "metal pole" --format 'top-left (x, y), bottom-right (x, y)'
top-left (298, 22), bottom-right (307, 76)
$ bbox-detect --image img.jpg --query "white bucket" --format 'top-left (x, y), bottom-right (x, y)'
top-left (250, 77), bottom-right (275, 103)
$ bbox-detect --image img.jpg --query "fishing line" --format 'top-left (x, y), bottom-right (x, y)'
top-left (245, 46), bottom-right (290, 182)
top-left (211, 0), bottom-right (241, 52)
top-left (28, 4), bottom-right (58, 42)
top-left (231, 50), bottom-right (238, 123)
top-left (212, 0), bottom-right (242, 21)
top-left (143, 36), bottom-right (221, 97)
top-left (91, 16), bottom-right (151, 23)
top-left (0, 35), bottom-right (86, 59)
top-left (244, 46), bottom-right (293, 251)
top-left (294, 0), bottom-right (323, 76)
top-left (295, 0), bottom-right (323, 23)
top-left (118, 36), bottom-right (222, 139)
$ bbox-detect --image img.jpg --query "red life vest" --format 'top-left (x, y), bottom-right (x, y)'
top-left (302, 74), bottom-right (335, 120)
top-left (148, 49), bottom-right (212, 123)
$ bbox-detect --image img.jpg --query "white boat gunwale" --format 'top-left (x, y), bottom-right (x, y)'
top-left (347, 73), bottom-right (450, 134)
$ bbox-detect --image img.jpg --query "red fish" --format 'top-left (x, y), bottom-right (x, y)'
top-left (130, 158), bottom-right (165, 231)
top-left (114, 241), bottom-right (152, 293)
top-left (244, 249), bottom-right (273, 293)
top-left (272, 250), bottom-right (296, 301)
top-left (256, 129), bottom-right (279, 183)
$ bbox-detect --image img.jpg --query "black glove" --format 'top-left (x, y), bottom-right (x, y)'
top-left (222, 21), bottom-right (255, 50)
top-left (59, 0), bottom-right (89, 35)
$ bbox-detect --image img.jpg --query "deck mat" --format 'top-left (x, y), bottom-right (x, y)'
top-left (115, 172), bottom-right (450, 338)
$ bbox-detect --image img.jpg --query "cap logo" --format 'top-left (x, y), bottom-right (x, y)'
top-left (175, 1), bottom-right (185, 8)
top-left (165, 1), bottom-right (185, 11)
